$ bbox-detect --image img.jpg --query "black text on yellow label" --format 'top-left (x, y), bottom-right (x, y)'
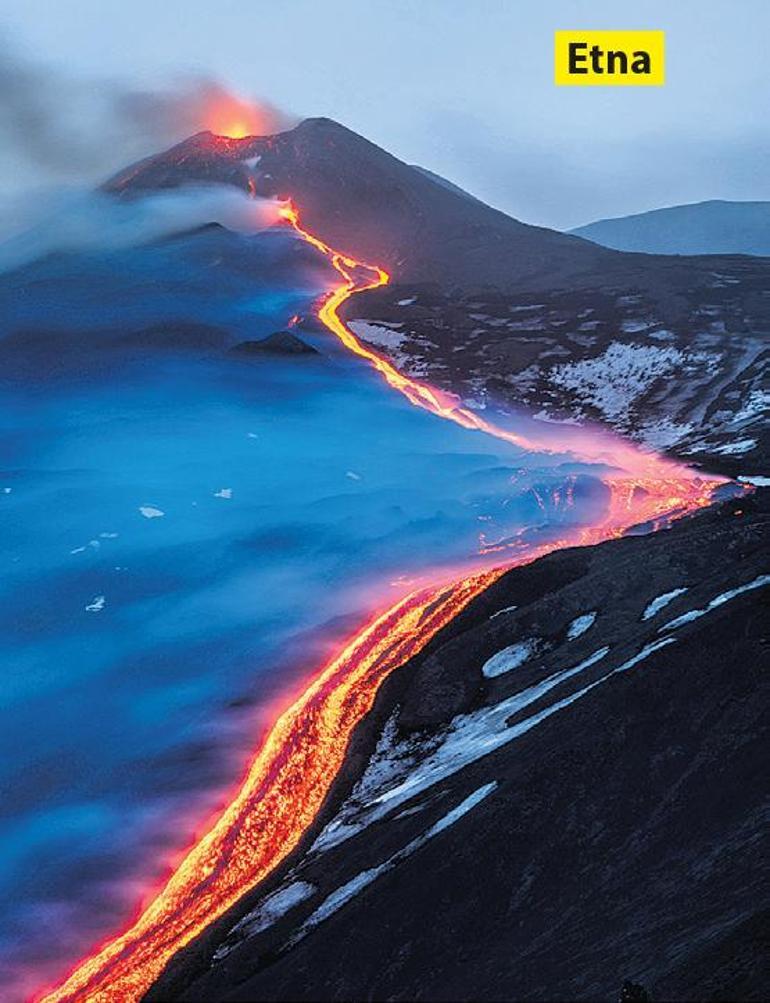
top-left (554, 31), bottom-right (665, 86)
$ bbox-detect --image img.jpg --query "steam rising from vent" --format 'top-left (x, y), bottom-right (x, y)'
top-left (0, 186), bottom-right (283, 273)
top-left (0, 38), bottom-right (295, 189)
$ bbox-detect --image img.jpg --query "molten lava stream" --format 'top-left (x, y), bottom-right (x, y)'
top-left (40, 202), bottom-right (725, 1003)
top-left (38, 572), bottom-right (502, 1002)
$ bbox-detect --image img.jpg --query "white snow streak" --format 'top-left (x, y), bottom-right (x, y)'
top-left (567, 612), bottom-right (597, 639)
top-left (489, 604), bottom-right (518, 620)
top-left (297, 783), bottom-right (496, 939)
top-left (662, 575), bottom-right (770, 632)
top-left (214, 881), bottom-right (315, 959)
top-left (642, 588), bottom-right (688, 621)
top-left (712, 438), bottom-right (756, 456)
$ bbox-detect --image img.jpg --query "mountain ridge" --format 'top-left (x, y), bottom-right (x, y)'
top-left (572, 199), bottom-right (770, 257)
top-left (106, 117), bottom-right (770, 305)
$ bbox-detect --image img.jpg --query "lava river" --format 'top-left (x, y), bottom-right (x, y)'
top-left (38, 204), bottom-right (726, 1002)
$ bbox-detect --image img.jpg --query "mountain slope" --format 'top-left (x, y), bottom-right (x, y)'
top-left (572, 200), bottom-right (770, 257)
top-left (106, 119), bottom-right (770, 304)
top-left (150, 489), bottom-right (770, 1002)
top-left (100, 120), bottom-right (770, 1001)
top-left (106, 118), bottom-right (609, 291)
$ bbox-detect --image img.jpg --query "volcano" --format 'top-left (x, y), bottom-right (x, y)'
top-left (103, 121), bottom-right (770, 477)
top-left (105, 118), bottom-right (607, 291)
top-left (32, 118), bottom-right (769, 1003)
top-left (106, 117), bottom-right (770, 302)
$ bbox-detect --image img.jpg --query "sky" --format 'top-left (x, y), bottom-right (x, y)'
top-left (1, 0), bottom-right (768, 230)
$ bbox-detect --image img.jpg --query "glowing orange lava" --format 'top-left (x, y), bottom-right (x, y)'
top-left (38, 202), bottom-right (727, 1003)
top-left (202, 90), bottom-right (277, 139)
top-left (278, 201), bottom-right (725, 540)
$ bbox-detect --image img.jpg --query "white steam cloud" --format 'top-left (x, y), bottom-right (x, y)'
top-left (0, 186), bottom-right (283, 273)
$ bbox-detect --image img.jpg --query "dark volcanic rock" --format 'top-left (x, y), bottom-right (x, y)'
top-left (229, 332), bottom-right (318, 356)
top-left (150, 491), bottom-right (770, 1003)
top-left (344, 280), bottom-right (770, 475)
top-left (104, 120), bottom-right (770, 311)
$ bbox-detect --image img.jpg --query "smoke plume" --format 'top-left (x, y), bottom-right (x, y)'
top-left (0, 37), bottom-right (294, 189)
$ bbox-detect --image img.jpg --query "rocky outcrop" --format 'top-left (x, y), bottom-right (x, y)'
top-left (229, 332), bottom-right (318, 356)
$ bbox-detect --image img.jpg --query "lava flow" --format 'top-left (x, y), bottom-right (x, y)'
top-left (39, 202), bottom-right (726, 1003)
top-left (278, 201), bottom-right (725, 539)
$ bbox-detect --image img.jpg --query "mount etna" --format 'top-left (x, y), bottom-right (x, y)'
top-left (109, 119), bottom-right (770, 476)
top-left (17, 117), bottom-right (770, 1002)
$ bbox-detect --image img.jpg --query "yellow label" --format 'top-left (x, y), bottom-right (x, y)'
top-left (555, 30), bottom-right (665, 86)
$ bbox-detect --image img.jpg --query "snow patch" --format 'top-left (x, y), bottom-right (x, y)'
top-left (738, 475), bottom-right (770, 487)
top-left (733, 389), bottom-right (770, 423)
top-left (139, 506), bottom-right (164, 519)
top-left (566, 612), bottom-right (596, 639)
top-left (662, 575), bottom-right (770, 632)
top-left (638, 418), bottom-right (693, 449)
top-left (712, 438), bottom-right (756, 456)
top-left (348, 321), bottom-right (407, 350)
top-left (642, 588), bottom-right (687, 621)
top-left (481, 639), bottom-right (538, 678)
top-left (214, 488), bottom-right (232, 499)
top-left (621, 318), bottom-right (652, 333)
top-left (548, 343), bottom-right (717, 423)
top-left (215, 881), bottom-right (315, 959)
top-left (297, 783), bottom-right (496, 940)
top-left (85, 595), bottom-right (105, 613)
top-left (71, 539), bottom-right (101, 555)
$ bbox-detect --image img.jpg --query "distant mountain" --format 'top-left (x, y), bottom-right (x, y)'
top-left (572, 200), bottom-right (770, 256)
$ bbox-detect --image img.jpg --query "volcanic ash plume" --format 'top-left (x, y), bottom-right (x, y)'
top-left (0, 38), bottom-right (295, 189)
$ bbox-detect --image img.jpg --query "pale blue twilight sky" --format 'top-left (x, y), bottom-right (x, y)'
top-left (1, 0), bottom-right (768, 228)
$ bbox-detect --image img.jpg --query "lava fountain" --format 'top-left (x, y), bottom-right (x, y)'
top-left (38, 203), bottom-right (727, 1003)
